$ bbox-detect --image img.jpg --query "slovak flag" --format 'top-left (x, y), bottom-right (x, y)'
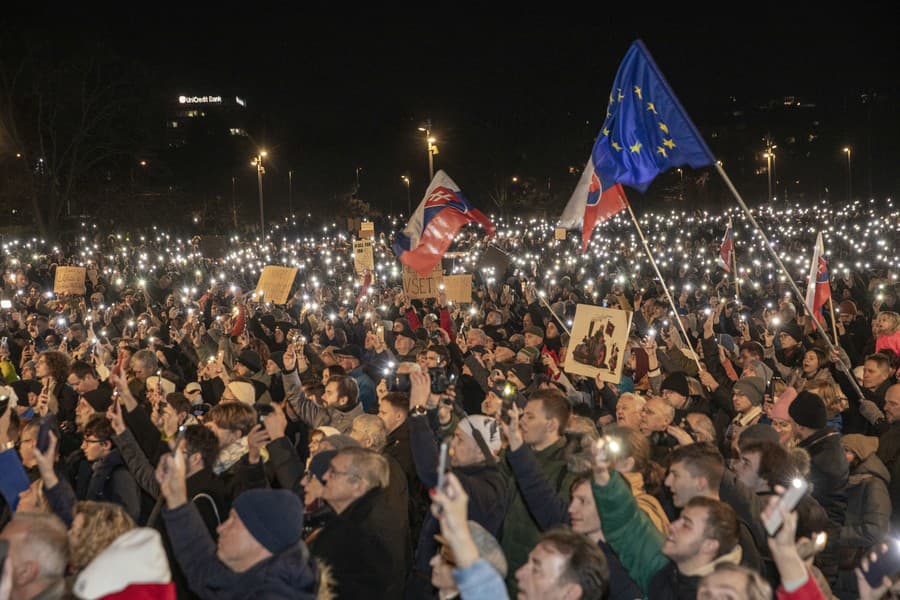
top-left (393, 170), bottom-right (495, 276)
top-left (718, 219), bottom-right (734, 272)
top-left (804, 232), bottom-right (831, 324)
top-left (557, 158), bottom-right (628, 252)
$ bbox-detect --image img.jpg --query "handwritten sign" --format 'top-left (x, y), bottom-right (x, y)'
top-left (254, 266), bottom-right (297, 305)
top-left (359, 221), bottom-right (375, 239)
top-left (564, 304), bottom-right (633, 383)
top-left (443, 274), bottom-right (473, 303)
top-left (353, 240), bottom-right (375, 274)
top-left (555, 228), bottom-right (567, 241)
top-left (402, 265), bottom-right (443, 299)
top-left (54, 267), bottom-right (86, 295)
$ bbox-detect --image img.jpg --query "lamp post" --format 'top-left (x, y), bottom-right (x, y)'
top-left (288, 169), bottom-right (293, 217)
top-left (251, 150), bottom-right (267, 234)
top-left (231, 176), bottom-right (237, 229)
top-left (843, 147), bottom-right (852, 203)
top-left (401, 175), bottom-right (411, 214)
top-left (418, 121), bottom-right (436, 181)
top-left (676, 168), bottom-right (684, 201)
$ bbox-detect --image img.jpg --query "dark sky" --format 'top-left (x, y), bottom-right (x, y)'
top-left (8, 9), bottom-right (898, 214)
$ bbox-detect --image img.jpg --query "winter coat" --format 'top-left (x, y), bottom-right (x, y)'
top-left (85, 449), bottom-right (142, 522)
top-left (385, 420), bottom-right (428, 544)
top-left (798, 427), bottom-right (849, 527)
top-left (163, 501), bottom-right (323, 599)
top-left (309, 487), bottom-right (399, 600)
top-left (839, 443), bottom-right (892, 554)
top-left (878, 420), bottom-right (900, 530)
top-left (499, 438), bottom-right (576, 594)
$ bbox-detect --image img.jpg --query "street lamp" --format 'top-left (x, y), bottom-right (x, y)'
top-left (401, 175), bottom-right (411, 214)
top-left (843, 147), bottom-right (852, 203)
top-left (288, 169), bottom-right (293, 217)
top-left (676, 168), bottom-right (684, 201)
top-left (418, 121), bottom-right (437, 181)
top-left (251, 150), bottom-right (267, 234)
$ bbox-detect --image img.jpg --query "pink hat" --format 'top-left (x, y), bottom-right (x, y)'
top-left (770, 387), bottom-right (798, 422)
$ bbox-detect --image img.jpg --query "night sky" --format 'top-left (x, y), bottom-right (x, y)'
top-left (6, 9), bottom-right (898, 216)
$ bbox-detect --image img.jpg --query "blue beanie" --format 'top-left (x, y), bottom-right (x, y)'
top-left (232, 489), bottom-right (304, 554)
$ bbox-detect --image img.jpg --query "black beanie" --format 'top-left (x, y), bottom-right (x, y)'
top-left (233, 489), bottom-right (304, 554)
top-left (780, 321), bottom-right (804, 343)
top-left (661, 371), bottom-right (690, 398)
top-left (788, 391), bottom-right (827, 430)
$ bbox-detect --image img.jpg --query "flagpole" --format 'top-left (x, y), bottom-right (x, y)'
top-left (714, 163), bottom-right (865, 401)
top-left (730, 218), bottom-right (741, 301)
top-left (623, 200), bottom-right (703, 374)
top-left (828, 298), bottom-right (840, 347)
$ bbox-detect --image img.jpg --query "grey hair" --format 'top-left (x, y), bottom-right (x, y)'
top-left (10, 512), bottom-right (69, 580)
top-left (352, 414), bottom-right (388, 452)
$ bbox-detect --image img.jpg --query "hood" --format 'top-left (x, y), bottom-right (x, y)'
top-left (850, 453), bottom-right (890, 486)
top-left (680, 543), bottom-right (742, 578)
top-left (842, 433), bottom-right (878, 462)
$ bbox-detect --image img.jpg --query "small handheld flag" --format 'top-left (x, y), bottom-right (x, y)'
top-left (805, 232), bottom-right (831, 324)
top-left (719, 219), bottom-right (734, 272)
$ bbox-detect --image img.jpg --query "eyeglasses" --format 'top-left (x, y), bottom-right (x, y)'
top-left (325, 466), bottom-right (359, 481)
top-left (82, 437), bottom-right (108, 445)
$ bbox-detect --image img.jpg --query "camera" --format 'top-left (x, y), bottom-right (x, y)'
top-left (387, 372), bottom-right (411, 393)
top-left (429, 367), bottom-right (450, 394)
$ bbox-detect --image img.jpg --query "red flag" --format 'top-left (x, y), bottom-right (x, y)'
top-left (718, 219), bottom-right (734, 272)
top-left (805, 232), bottom-right (831, 324)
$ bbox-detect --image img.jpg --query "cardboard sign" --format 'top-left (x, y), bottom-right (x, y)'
top-left (443, 274), bottom-right (473, 303)
top-left (54, 267), bottom-right (86, 295)
top-left (555, 228), bottom-right (567, 241)
top-left (200, 235), bottom-right (228, 259)
top-left (564, 304), bottom-right (633, 383)
top-left (402, 264), bottom-right (443, 299)
top-left (359, 221), bottom-right (375, 239)
top-left (254, 266), bottom-right (297, 305)
top-left (353, 240), bottom-right (375, 274)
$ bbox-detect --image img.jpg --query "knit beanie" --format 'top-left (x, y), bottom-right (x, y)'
top-left (733, 376), bottom-right (766, 407)
top-left (226, 381), bottom-right (256, 406)
top-left (748, 360), bottom-right (773, 386)
top-left (81, 387), bottom-right (113, 413)
top-left (788, 391), bottom-right (827, 430)
top-left (738, 423), bottom-right (780, 446)
top-left (770, 387), bottom-right (798, 422)
top-left (517, 346), bottom-right (539, 362)
top-left (308, 450), bottom-right (337, 483)
top-left (780, 321), bottom-right (804, 343)
top-left (237, 348), bottom-right (262, 373)
top-left (660, 371), bottom-right (690, 398)
top-left (839, 300), bottom-right (858, 317)
top-left (233, 489), bottom-right (304, 554)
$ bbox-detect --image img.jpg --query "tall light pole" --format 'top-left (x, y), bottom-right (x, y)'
top-left (418, 121), bottom-right (437, 181)
top-left (762, 139), bottom-right (777, 204)
top-left (251, 150), bottom-right (267, 234)
top-left (843, 147), bottom-right (852, 203)
top-left (401, 175), bottom-right (411, 214)
top-left (231, 176), bottom-right (237, 229)
top-left (288, 169), bottom-right (293, 217)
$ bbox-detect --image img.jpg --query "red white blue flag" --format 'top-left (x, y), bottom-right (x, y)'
top-left (393, 170), bottom-right (495, 276)
top-left (805, 232), bottom-right (831, 324)
top-left (718, 218), bottom-right (734, 272)
top-left (557, 158), bottom-right (628, 252)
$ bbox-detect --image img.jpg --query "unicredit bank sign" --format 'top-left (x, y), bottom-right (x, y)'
top-left (178, 95), bottom-right (223, 104)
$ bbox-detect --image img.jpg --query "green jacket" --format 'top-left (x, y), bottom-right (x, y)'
top-left (592, 471), bottom-right (668, 594)
top-left (499, 438), bottom-right (575, 594)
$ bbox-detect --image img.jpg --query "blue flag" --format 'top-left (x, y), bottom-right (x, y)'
top-left (593, 40), bottom-right (715, 193)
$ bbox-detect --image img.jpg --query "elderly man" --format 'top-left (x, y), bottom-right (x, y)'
top-left (311, 447), bottom-right (405, 598)
top-left (615, 392), bottom-right (645, 429)
top-left (158, 451), bottom-right (322, 599)
top-left (0, 513), bottom-right (69, 599)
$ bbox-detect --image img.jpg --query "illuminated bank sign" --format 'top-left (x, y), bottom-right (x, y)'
top-left (178, 95), bottom-right (223, 104)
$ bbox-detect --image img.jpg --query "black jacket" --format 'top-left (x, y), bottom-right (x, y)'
top-left (309, 487), bottom-right (397, 599)
top-left (164, 501), bottom-right (321, 599)
top-left (878, 420), bottom-right (900, 530)
top-left (385, 419), bottom-right (428, 543)
top-left (85, 449), bottom-right (142, 521)
top-left (799, 427), bottom-right (849, 526)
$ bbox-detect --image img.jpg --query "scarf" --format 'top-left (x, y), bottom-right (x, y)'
top-left (214, 437), bottom-right (248, 475)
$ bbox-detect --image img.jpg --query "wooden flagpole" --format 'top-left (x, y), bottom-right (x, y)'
top-left (828, 298), bottom-right (839, 347)
top-left (730, 218), bottom-right (741, 301)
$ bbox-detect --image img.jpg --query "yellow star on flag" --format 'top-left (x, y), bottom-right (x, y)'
top-left (617, 88), bottom-right (624, 102)
top-left (611, 141), bottom-right (623, 152)
top-left (657, 146), bottom-right (668, 157)
top-left (602, 127), bottom-right (610, 136)
top-left (629, 141), bottom-right (642, 153)
top-left (663, 138), bottom-right (676, 150)
top-left (659, 122), bottom-right (669, 135)
top-left (609, 94), bottom-right (614, 104)
top-left (634, 85), bottom-right (642, 100)
top-left (647, 102), bottom-right (657, 114)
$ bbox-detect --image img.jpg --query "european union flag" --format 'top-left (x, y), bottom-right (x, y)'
top-left (593, 40), bottom-right (715, 193)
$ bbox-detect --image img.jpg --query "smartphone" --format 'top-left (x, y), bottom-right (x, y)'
top-left (436, 441), bottom-right (449, 492)
top-left (387, 372), bottom-right (411, 393)
top-left (255, 402), bottom-right (275, 424)
top-left (0, 394), bottom-right (9, 419)
top-left (763, 477), bottom-right (809, 536)
top-left (864, 540), bottom-right (900, 588)
top-left (36, 416), bottom-right (57, 453)
top-left (376, 325), bottom-right (385, 343)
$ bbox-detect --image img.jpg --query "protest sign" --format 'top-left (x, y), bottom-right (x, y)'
top-left (353, 239), bottom-right (375, 274)
top-left (442, 274), bottom-right (473, 303)
top-left (54, 267), bottom-right (86, 295)
top-left (254, 266), bottom-right (297, 305)
top-left (402, 264), bottom-right (443, 299)
top-left (359, 221), bottom-right (375, 239)
top-left (564, 304), bottom-right (633, 383)
top-left (555, 228), bottom-right (567, 241)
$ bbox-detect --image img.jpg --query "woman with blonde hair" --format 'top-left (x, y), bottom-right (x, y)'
top-left (68, 500), bottom-right (136, 573)
top-left (803, 381), bottom-right (847, 433)
top-left (874, 310), bottom-right (900, 356)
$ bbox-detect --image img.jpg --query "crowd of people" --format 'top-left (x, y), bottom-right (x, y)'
top-left (0, 199), bottom-right (899, 599)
